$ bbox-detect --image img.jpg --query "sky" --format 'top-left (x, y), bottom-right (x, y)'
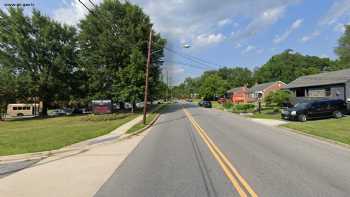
top-left (1, 0), bottom-right (350, 85)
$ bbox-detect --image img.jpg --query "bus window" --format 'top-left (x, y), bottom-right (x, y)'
top-left (27, 107), bottom-right (31, 110)
top-left (13, 107), bottom-right (17, 110)
top-left (18, 107), bottom-right (23, 110)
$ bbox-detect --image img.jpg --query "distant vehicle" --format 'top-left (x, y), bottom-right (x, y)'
top-left (51, 108), bottom-right (73, 116)
top-left (92, 100), bottom-right (113, 114)
top-left (72, 108), bottom-right (90, 114)
top-left (7, 103), bottom-right (41, 117)
top-left (199, 100), bottom-right (212, 108)
top-left (198, 100), bottom-right (204, 106)
top-left (218, 97), bottom-right (225, 104)
top-left (281, 99), bottom-right (347, 122)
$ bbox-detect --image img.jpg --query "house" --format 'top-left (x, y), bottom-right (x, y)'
top-left (248, 81), bottom-right (287, 102)
top-left (286, 68), bottom-right (350, 104)
top-left (227, 86), bottom-right (249, 104)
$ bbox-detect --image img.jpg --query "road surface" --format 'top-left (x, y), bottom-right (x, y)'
top-left (95, 104), bottom-right (350, 197)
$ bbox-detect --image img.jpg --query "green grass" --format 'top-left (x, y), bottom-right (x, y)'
top-left (212, 102), bottom-right (225, 110)
top-left (248, 107), bottom-right (281, 120)
top-left (0, 113), bottom-right (138, 156)
top-left (127, 104), bottom-right (167, 134)
top-left (282, 116), bottom-right (350, 145)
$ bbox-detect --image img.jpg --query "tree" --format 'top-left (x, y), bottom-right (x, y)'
top-left (264, 90), bottom-right (292, 107)
top-left (336, 25), bottom-right (350, 68)
top-left (0, 8), bottom-right (80, 116)
top-left (78, 0), bottom-right (165, 102)
top-left (217, 67), bottom-right (254, 88)
top-left (254, 49), bottom-right (335, 83)
top-left (112, 48), bottom-right (145, 112)
top-left (199, 74), bottom-right (229, 100)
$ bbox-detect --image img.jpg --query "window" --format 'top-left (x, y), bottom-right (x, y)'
top-left (13, 107), bottom-right (17, 110)
top-left (18, 107), bottom-right (23, 110)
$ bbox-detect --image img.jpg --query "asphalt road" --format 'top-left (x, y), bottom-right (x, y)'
top-left (95, 103), bottom-right (350, 197)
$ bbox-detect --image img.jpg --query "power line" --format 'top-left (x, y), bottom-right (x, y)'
top-left (165, 60), bottom-right (214, 70)
top-left (164, 47), bottom-right (222, 69)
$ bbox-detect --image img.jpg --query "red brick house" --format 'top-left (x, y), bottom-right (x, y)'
top-left (248, 81), bottom-right (287, 102)
top-left (227, 86), bottom-right (250, 104)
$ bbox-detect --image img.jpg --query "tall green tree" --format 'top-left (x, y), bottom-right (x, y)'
top-left (199, 74), bottom-right (229, 100)
top-left (336, 25), bottom-right (350, 68)
top-left (112, 48), bottom-right (145, 112)
top-left (0, 8), bottom-right (80, 116)
top-left (78, 0), bottom-right (165, 102)
top-left (254, 49), bottom-right (335, 83)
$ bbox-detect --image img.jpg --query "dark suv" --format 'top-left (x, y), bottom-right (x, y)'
top-left (281, 99), bottom-right (347, 122)
top-left (199, 100), bottom-right (212, 108)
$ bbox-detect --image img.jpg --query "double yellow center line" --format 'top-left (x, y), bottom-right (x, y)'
top-left (183, 108), bottom-right (258, 197)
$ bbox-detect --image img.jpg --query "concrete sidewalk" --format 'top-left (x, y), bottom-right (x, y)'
top-left (0, 115), bottom-right (151, 197)
top-left (248, 118), bottom-right (288, 127)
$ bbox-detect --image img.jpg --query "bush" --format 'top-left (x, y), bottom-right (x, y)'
top-left (264, 90), bottom-right (291, 107)
top-left (223, 101), bottom-right (233, 110)
top-left (233, 104), bottom-right (255, 113)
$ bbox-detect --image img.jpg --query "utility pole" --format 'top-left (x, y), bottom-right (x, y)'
top-left (166, 69), bottom-right (169, 102)
top-left (143, 29), bottom-right (152, 124)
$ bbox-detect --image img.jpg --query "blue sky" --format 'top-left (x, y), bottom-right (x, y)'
top-left (1, 0), bottom-right (350, 84)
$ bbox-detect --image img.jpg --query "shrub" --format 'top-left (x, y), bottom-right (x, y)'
top-left (223, 101), bottom-right (233, 110)
top-left (264, 90), bottom-right (291, 107)
top-left (233, 104), bottom-right (256, 113)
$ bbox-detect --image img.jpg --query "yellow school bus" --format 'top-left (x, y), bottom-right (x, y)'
top-left (6, 103), bottom-right (41, 117)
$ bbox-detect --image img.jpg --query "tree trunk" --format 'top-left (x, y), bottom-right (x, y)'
top-left (41, 99), bottom-right (49, 117)
top-left (131, 101), bottom-right (136, 113)
top-left (119, 102), bottom-right (125, 110)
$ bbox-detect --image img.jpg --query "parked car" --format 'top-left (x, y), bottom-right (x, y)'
top-left (199, 100), bottom-right (212, 108)
top-left (50, 109), bottom-right (72, 116)
top-left (198, 100), bottom-right (204, 106)
top-left (281, 99), bottom-right (347, 122)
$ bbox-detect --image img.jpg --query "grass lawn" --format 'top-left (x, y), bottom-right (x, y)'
top-left (0, 113), bottom-right (138, 156)
top-left (282, 116), bottom-right (350, 145)
top-left (249, 107), bottom-right (281, 120)
top-left (212, 102), bottom-right (225, 110)
top-left (127, 104), bottom-right (167, 134)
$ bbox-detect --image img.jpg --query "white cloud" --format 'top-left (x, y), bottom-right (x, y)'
top-left (53, 0), bottom-right (299, 46)
top-left (234, 6), bottom-right (286, 40)
top-left (218, 18), bottom-right (232, 27)
top-left (334, 23), bottom-right (346, 33)
top-left (52, 0), bottom-right (105, 26)
top-left (320, 0), bottom-right (350, 26)
top-left (242, 45), bottom-right (256, 54)
top-left (193, 33), bottom-right (226, 47)
top-left (273, 18), bottom-right (303, 44)
top-left (301, 31), bottom-right (320, 43)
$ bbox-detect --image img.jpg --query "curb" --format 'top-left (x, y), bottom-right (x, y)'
top-left (210, 106), bottom-right (350, 150)
top-left (280, 126), bottom-right (350, 150)
top-left (118, 113), bottom-right (161, 141)
top-left (0, 105), bottom-right (167, 164)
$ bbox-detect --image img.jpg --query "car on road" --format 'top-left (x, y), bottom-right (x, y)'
top-left (281, 99), bottom-right (347, 122)
top-left (199, 100), bottom-right (212, 108)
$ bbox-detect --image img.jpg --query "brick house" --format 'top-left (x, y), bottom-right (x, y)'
top-left (227, 86), bottom-right (250, 104)
top-left (248, 81), bottom-right (287, 102)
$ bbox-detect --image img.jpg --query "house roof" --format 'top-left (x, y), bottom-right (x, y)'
top-left (287, 68), bottom-right (350, 89)
top-left (249, 82), bottom-right (276, 93)
top-left (227, 86), bottom-right (247, 93)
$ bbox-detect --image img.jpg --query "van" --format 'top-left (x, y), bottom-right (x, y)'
top-left (281, 99), bottom-right (347, 122)
top-left (7, 103), bottom-right (41, 117)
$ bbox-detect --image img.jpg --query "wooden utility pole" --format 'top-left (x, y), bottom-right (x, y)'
top-left (143, 29), bottom-right (152, 124)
